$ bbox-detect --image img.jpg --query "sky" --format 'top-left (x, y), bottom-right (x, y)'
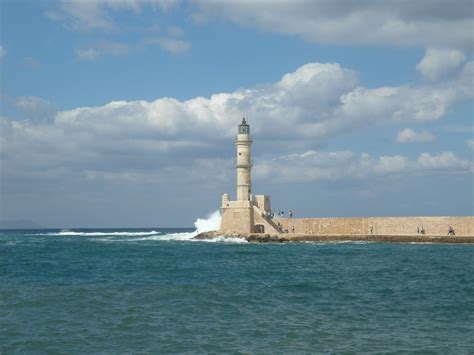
top-left (0, 0), bottom-right (473, 228)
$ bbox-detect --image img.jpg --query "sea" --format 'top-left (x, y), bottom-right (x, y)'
top-left (1, 213), bottom-right (473, 353)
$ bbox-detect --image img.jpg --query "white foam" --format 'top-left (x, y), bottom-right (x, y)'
top-left (145, 211), bottom-right (245, 243)
top-left (37, 210), bottom-right (236, 243)
top-left (199, 236), bottom-right (247, 243)
top-left (194, 210), bottom-right (221, 234)
top-left (156, 232), bottom-right (197, 241)
top-left (302, 240), bottom-right (373, 245)
top-left (44, 230), bottom-right (162, 237)
top-left (145, 210), bottom-right (221, 242)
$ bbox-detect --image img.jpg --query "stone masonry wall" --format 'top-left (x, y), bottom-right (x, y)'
top-left (276, 216), bottom-right (474, 236)
top-left (220, 205), bottom-right (254, 234)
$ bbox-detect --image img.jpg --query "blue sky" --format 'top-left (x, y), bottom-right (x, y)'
top-left (1, 0), bottom-right (473, 228)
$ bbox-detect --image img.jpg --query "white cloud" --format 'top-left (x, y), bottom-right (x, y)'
top-left (253, 150), bottom-right (472, 183)
top-left (396, 128), bottom-right (436, 143)
top-left (81, 157), bottom-right (232, 185)
top-left (0, 45), bottom-right (5, 59)
top-left (47, 0), bottom-right (180, 32)
top-left (15, 96), bottom-right (56, 121)
top-left (1, 61), bottom-right (472, 186)
top-left (192, 1), bottom-right (474, 51)
top-left (374, 155), bottom-right (410, 174)
top-left (417, 48), bottom-right (466, 81)
top-left (417, 152), bottom-right (470, 170)
top-left (46, 61), bottom-right (470, 145)
top-left (143, 37), bottom-right (191, 54)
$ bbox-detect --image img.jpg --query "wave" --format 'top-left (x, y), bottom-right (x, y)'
top-left (190, 210), bottom-right (246, 242)
top-left (194, 210), bottom-right (221, 234)
top-left (150, 231), bottom-right (197, 241)
top-left (302, 240), bottom-right (374, 245)
top-left (35, 210), bottom-right (245, 243)
top-left (44, 230), bottom-right (162, 237)
top-left (155, 211), bottom-right (245, 243)
top-left (126, 233), bottom-right (246, 243)
top-left (199, 236), bottom-right (247, 243)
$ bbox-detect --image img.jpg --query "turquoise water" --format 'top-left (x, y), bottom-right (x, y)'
top-left (1, 228), bottom-right (473, 353)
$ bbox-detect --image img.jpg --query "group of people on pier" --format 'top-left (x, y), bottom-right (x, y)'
top-left (416, 226), bottom-right (456, 235)
top-left (265, 210), bottom-right (294, 219)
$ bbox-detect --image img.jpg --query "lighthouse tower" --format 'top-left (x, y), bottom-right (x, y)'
top-left (236, 118), bottom-right (252, 201)
top-left (220, 118), bottom-right (277, 235)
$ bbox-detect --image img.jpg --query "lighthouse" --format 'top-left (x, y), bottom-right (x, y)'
top-left (236, 118), bottom-right (252, 201)
top-left (220, 118), bottom-right (277, 235)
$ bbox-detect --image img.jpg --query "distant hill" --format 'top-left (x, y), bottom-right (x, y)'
top-left (0, 220), bottom-right (44, 229)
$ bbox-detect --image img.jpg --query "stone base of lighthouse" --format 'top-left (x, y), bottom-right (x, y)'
top-left (220, 193), bottom-right (280, 235)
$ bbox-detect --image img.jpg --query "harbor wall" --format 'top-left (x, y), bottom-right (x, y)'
top-left (276, 216), bottom-right (474, 236)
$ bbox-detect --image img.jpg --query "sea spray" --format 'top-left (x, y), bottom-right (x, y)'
top-left (192, 211), bottom-right (247, 243)
top-left (145, 211), bottom-right (232, 242)
top-left (133, 210), bottom-right (223, 242)
top-left (194, 210), bottom-right (221, 234)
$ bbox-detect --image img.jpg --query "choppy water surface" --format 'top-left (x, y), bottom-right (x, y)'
top-left (1, 228), bottom-right (473, 353)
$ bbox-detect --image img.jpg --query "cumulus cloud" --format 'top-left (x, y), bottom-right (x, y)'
top-left (1, 61), bottom-right (473, 187)
top-left (192, 0), bottom-right (474, 51)
top-left (15, 96), bottom-right (56, 121)
top-left (253, 150), bottom-right (472, 183)
top-left (44, 61), bottom-right (472, 145)
top-left (395, 128), bottom-right (436, 143)
top-left (417, 151), bottom-right (470, 170)
top-left (417, 48), bottom-right (466, 81)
